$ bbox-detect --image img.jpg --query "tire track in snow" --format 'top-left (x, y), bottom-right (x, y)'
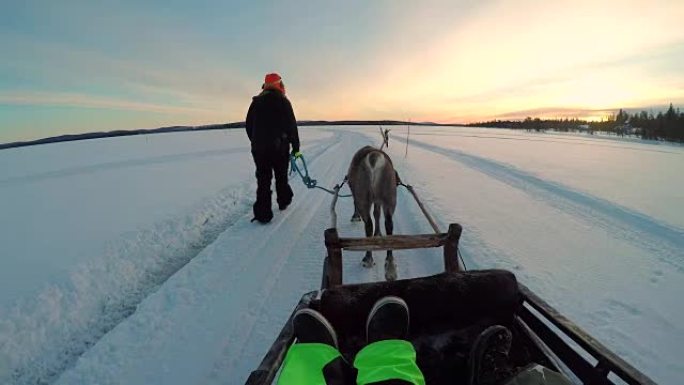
top-left (407, 132), bottom-right (681, 155)
top-left (213, 138), bottom-right (348, 379)
top-left (403, 136), bottom-right (684, 273)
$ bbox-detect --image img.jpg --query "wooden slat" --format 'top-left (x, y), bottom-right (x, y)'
top-left (324, 228), bottom-right (343, 287)
top-left (443, 223), bottom-right (462, 273)
top-left (519, 284), bottom-right (657, 385)
top-left (518, 307), bottom-right (612, 385)
top-left (512, 316), bottom-right (560, 372)
top-left (320, 256), bottom-right (330, 290)
top-left (337, 233), bottom-right (448, 251)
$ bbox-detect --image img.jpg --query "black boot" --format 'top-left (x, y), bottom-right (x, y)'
top-left (293, 308), bottom-right (338, 348)
top-left (467, 325), bottom-right (513, 385)
top-left (366, 296), bottom-right (409, 344)
top-left (274, 150), bottom-right (293, 211)
top-left (252, 191), bottom-right (273, 224)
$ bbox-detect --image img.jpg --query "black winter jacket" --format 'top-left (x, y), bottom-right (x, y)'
top-left (245, 90), bottom-right (300, 153)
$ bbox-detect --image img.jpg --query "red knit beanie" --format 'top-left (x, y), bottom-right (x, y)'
top-left (263, 73), bottom-right (285, 94)
top-left (264, 73), bottom-right (282, 84)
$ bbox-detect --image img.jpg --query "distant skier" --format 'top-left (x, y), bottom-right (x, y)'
top-left (378, 126), bottom-right (390, 149)
top-left (246, 73), bottom-right (301, 224)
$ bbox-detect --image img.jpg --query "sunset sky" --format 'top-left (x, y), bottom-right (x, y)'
top-left (2, 0), bottom-right (683, 143)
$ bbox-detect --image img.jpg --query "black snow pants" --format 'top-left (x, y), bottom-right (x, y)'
top-left (251, 148), bottom-right (294, 223)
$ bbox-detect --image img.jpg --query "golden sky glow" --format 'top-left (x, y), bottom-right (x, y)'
top-left (311, 0), bottom-right (684, 123)
top-left (2, 0), bottom-right (684, 141)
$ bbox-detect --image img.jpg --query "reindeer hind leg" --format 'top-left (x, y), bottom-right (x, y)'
top-left (373, 203), bottom-right (382, 237)
top-left (360, 205), bottom-right (374, 268)
top-left (384, 205), bottom-right (397, 281)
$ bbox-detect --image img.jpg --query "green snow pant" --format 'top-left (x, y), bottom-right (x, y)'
top-left (276, 340), bottom-right (425, 385)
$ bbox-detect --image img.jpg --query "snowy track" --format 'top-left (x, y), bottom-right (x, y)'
top-left (54, 130), bottom-right (448, 385)
top-left (383, 131), bottom-right (683, 384)
top-left (52, 130), bottom-right (431, 384)
top-left (402, 136), bottom-right (684, 272)
top-left (1, 131), bottom-right (338, 384)
top-left (1, 126), bottom-right (681, 384)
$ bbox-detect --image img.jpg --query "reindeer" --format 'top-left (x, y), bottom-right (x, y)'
top-left (347, 146), bottom-right (398, 281)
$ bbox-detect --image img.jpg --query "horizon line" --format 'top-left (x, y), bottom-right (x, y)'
top-left (3, 106), bottom-right (680, 150)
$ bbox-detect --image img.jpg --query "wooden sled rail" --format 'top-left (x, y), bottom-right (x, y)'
top-left (336, 233), bottom-right (448, 251)
top-left (517, 284), bottom-right (657, 385)
top-left (244, 293), bottom-right (314, 385)
top-left (322, 223), bottom-right (462, 289)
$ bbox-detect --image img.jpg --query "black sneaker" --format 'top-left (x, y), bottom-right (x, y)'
top-left (279, 202), bottom-right (289, 211)
top-left (292, 308), bottom-right (338, 349)
top-left (467, 325), bottom-right (513, 385)
top-left (366, 296), bottom-right (409, 344)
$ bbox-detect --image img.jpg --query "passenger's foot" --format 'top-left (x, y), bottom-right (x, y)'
top-left (366, 296), bottom-right (409, 344)
top-left (278, 202), bottom-right (289, 211)
top-left (293, 308), bottom-right (338, 348)
top-left (468, 325), bottom-right (513, 385)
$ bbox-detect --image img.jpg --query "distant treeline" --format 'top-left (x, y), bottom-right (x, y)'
top-left (468, 103), bottom-right (684, 143)
top-left (0, 123), bottom-right (243, 150)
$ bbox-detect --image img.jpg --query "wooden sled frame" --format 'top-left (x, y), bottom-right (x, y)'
top-left (245, 221), bottom-right (656, 385)
top-left (245, 278), bottom-right (656, 385)
top-left (246, 171), bottom-right (655, 385)
top-left (321, 223), bottom-right (463, 289)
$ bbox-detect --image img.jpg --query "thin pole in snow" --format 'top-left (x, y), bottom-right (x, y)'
top-left (378, 125), bottom-right (388, 150)
top-left (405, 120), bottom-right (411, 158)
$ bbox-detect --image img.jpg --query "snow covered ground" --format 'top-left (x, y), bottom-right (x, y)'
top-left (0, 126), bottom-right (682, 384)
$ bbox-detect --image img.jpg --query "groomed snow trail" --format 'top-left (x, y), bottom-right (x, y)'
top-left (382, 130), bottom-right (683, 385)
top-left (1, 130), bottom-right (335, 385)
top-left (55, 130), bottom-right (444, 385)
top-left (400, 135), bottom-right (684, 270)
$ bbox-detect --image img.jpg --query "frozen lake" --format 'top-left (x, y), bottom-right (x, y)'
top-left (0, 126), bottom-right (681, 384)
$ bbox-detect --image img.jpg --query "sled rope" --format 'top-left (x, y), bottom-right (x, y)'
top-left (290, 155), bottom-right (352, 197)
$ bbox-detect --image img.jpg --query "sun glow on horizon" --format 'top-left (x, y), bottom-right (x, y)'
top-left (1, 0), bottom-right (683, 142)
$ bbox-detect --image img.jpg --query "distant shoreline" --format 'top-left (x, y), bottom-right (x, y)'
top-left (0, 120), bottom-right (461, 150)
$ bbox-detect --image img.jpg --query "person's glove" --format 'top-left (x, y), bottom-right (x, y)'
top-left (292, 150), bottom-right (302, 159)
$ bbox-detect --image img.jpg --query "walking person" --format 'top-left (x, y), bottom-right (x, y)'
top-left (246, 73), bottom-right (301, 223)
